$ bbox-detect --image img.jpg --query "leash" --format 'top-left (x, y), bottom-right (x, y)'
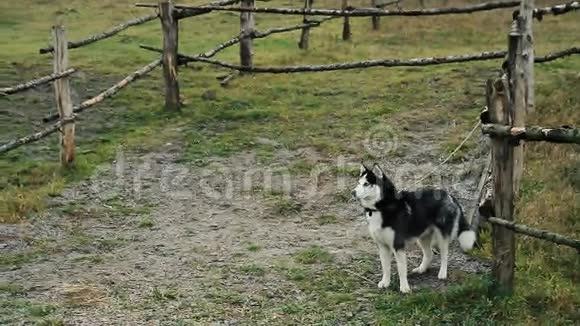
top-left (406, 119), bottom-right (482, 189)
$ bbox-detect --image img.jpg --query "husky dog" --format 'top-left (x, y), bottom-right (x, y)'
top-left (352, 163), bottom-right (476, 293)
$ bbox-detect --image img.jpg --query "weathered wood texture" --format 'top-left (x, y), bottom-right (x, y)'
top-left (487, 217), bottom-right (580, 251)
top-left (514, 1), bottom-right (579, 20)
top-left (0, 118), bottom-right (76, 154)
top-left (298, 0), bottom-right (313, 49)
top-left (53, 26), bottom-right (75, 168)
top-left (160, 1), bottom-right (180, 111)
top-left (535, 46), bottom-right (579, 62)
top-left (163, 1), bottom-right (521, 17)
top-left (468, 153), bottom-right (492, 227)
top-left (506, 21), bottom-right (526, 199)
top-left (342, 0), bottom-right (351, 41)
top-left (519, 0), bottom-right (534, 113)
top-left (40, 14), bottom-right (157, 54)
top-left (371, 0), bottom-right (380, 30)
top-left (240, 0), bottom-right (255, 67)
top-left (144, 45), bottom-right (577, 74)
top-left (174, 0), bottom-right (241, 19)
top-left (0, 69), bottom-right (76, 96)
top-left (482, 124), bottom-right (580, 144)
top-left (180, 50), bottom-right (508, 72)
top-left (487, 78), bottom-right (516, 294)
top-left (44, 59), bottom-right (162, 123)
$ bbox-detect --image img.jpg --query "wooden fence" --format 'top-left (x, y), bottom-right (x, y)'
top-left (1, 0), bottom-right (579, 294)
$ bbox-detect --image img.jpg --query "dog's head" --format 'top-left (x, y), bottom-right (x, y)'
top-left (352, 163), bottom-right (397, 209)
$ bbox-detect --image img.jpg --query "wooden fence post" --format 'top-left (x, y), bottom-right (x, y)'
top-left (371, 0), bottom-right (380, 30)
top-left (512, 0), bottom-right (534, 192)
top-left (342, 0), bottom-right (351, 41)
top-left (298, 0), bottom-right (313, 49)
top-left (240, 0), bottom-right (255, 67)
top-left (488, 77), bottom-right (516, 295)
top-left (159, 1), bottom-right (180, 112)
top-left (53, 25), bottom-right (75, 168)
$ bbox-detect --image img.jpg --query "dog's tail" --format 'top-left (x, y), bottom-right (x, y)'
top-left (457, 211), bottom-right (476, 252)
top-left (452, 195), bottom-right (476, 252)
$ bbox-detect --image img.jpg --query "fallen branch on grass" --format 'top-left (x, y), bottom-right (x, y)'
top-left (0, 68), bottom-right (76, 95)
top-left (0, 117), bottom-right (76, 154)
top-left (43, 59), bottom-right (161, 123)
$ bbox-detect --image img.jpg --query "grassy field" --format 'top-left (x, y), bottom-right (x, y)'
top-left (0, 0), bottom-right (579, 324)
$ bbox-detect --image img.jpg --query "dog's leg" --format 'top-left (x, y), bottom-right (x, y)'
top-left (377, 244), bottom-right (392, 289)
top-left (394, 249), bottom-right (411, 293)
top-left (412, 235), bottom-right (433, 274)
top-left (438, 237), bottom-right (450, 280)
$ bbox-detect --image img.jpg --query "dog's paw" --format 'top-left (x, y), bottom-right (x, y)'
top-left (399, 284), bottom-right (412, 294)
top-left (411, 266), bottom-right (428, 274)
top-left (437, 271), bottom-right (447, 280)
top-left (377, 279), bottom-right (390, 289)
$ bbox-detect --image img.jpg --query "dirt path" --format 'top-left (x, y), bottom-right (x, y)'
top-left (1, 130), bottom-right (490, 324)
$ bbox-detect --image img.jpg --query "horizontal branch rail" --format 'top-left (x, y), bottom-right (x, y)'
top-left (166, 49), bottom-right (508, 73)
top-left (43, 59), bottom-right (161, 123)
top-left (0, 68), bottom-right (76, 96)
top-left (514, 1), bottom-right (579, 20)
top-left (0, 117), bottom-right (76, 154)
top-left (39, 14), bottom-right (157, 54)
top-left (487, 217), bottom-right (580, 251)
top-left (534, 46), bottom-right (579, 63)
top-left (136, 0), bottom-right (521, 17)
top-left (38, 0), bottom-right (243, 54)
top-left (482, 124), bottom-right (580, 144)
top-left (141, 45), bottom-right (579, 74)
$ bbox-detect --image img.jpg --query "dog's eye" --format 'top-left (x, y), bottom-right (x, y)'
top-left (363, 182), bottom-right (370, 187)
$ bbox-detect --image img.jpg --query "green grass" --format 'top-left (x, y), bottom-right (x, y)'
top-left (0, 0), bottom-right (579, 323)
top-left (294, 245), bottom-right (334, 265)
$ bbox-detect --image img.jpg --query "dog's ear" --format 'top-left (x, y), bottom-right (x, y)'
top-left (359, 161), bottom-right (370, 176)
top-left (373, 163), bottom-right (386, 179)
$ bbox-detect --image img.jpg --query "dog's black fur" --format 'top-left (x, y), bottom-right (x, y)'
top-left (361, 166), bottom-right (470, 250)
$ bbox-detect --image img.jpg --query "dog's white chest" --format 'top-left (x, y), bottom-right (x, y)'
top-left (366, 211), bottom-right (395, 247)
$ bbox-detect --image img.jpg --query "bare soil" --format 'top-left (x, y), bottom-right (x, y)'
top-left (1, 127), bottom-right (491, 324)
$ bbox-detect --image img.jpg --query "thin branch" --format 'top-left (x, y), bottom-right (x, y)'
top-left (0, 117), bottom-right (76, 154)
top-left (136, 1), bottom-right (521, 17)
top-left (514, 1), bottom-right (579, 20)
top-left (43, 59), bottom-right (161, 123)
top-left (0, 68), bottom-right (76, 96)
top-left (487, 217), bottom-right (580, 251)
top-left (136, 0), bottom-right (242, 19)
top-left (143, 17), bottom-right (336, 60)
top-left (534, 46), bottom-right (580, 63)
top-left (482, 124), bottom-right (580, 144)
top-left (172, 49), bottom-right (508, 73)
top-left (220, 70), bottom-right (240, 86)
top-left (39, 14), bottom-right (157, 54)
top-left (469, 153), bottom-right (492, 230)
